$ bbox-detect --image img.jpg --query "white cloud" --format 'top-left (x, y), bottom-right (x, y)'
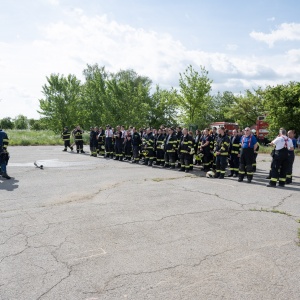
top-left (250, 22), bottom-right (300, 47)
top-left (267, 17), bottom-right (275, 22)
top-left (47, 0), bottom-right (60, 6)
top-left (1, 11), bottom-right (300, 118)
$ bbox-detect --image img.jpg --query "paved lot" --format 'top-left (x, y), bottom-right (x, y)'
top-left (1, 146), bottom-right (300, 300)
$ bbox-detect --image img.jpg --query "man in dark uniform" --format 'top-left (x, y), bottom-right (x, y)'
top-left (156, 129), bottom-right (165, 166)
top-left (61, 127), bottom-right (73, 152)
top-left (251, 129), bottom-right (259, 172)
top-left (194, 129), bottom-right (201, 166)
top-left (0, 128), bottom-right (10, 179)
top-left (199, 128), bottom-right (213, 172)
top-left (97, 127), bottom-right (105, 156)
top-left (74, 125), bottom-right (85, 153)
top-left (286, 130), bottom-right (297, 184)
top-left (178, 128), bottom-right (193, 173)
top-left (176, 126), bottom-right (183, 168)
top-left (89, 127), bottom-right (98, 157)
top-left (228, 129), bottom-right (240, 177)
top-left (143, 128), bottom-right (155, 166)
top-left (214, 126), bottom-right (230, 179)
top-left (238, 127), bottom-right (258, 183)
top-left (114, 126), bottom-right (123, 161)
top-left (164, 127), bottom-right (177, 168)
top-left (124, 130), bottom-right (133, 161)
top-left (267, 129), bottom-right (293, 187)
top-left (131, 127), bottom-right (142, 163)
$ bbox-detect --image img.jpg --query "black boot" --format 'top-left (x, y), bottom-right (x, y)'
top-left (2, 173), bottom-right (11, 179)
top-left (63, 148), bottom-right (67, 152)
top-left (219, 173), bottom-right (225, 179)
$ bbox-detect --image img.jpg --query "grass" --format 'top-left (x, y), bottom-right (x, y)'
top-left (249, 208), bottom-right (292, 217)
top-left (6, 130), bottom-right (90, 146)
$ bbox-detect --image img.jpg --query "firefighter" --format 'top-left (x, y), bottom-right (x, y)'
top-left (286, 130), bottom-right (297, 184)
top-left (199, 128), bottom-right (213, 172)
top-left (74, 125), bottom-right (85, 154)
top-left (194, 129), bottom-right (201, 166)
top-left (131, 127), bottom-right (142, 163)
top-left (97, 127), bottom-right (105, 156)
top-left (214, 126), bottom-right (230, 179)
top-left (113, 126), bottom-right (123, 161)
top-left (104, 125), bottom-right (113, 158)
top-left (211, 127), bottom-right (218, 171)
top-left (251, 129), bottom-right (259, 172)
top-left (176, 126), bottom-right (183, 168)
top-left (238, 127), bottom-right (258, 183)
top-left (61, 127), bottom-right (73, 152)
top-left (178, 128), bottom-right (193, 173)
top-left (143, 128), bottom-right (155, 166)
top-left (164, 127), bottom-right (177, 168)
top-left (188, 131), bottom-right (195, 170)
top-left (124, 130), bottom-right (133, 161)
top-left (89, 127), bottom-right (98, 157)
top-left (267, 129), bottom-right (294, 187)
top-left (0, 128), bottom-right (10, 179)
top-left (228, 129), bottom-right (240, 177)
top-left (156, 128), bottom-right (165, 166)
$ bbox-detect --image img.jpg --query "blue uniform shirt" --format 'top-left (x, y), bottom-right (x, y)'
top-left (240, 135), bottom-right (257, 149)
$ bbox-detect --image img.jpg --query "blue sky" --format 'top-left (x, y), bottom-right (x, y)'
top-left (1, 0), bottom-right (300, 118)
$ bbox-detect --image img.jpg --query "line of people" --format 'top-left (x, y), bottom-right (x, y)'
top-left (62, 125), bottom-right (296, 188)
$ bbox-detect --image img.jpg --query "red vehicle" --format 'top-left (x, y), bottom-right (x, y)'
top-left (256, 116), bottom-right (269, 144)
top-left (210, 122), bottom-right (239, 135)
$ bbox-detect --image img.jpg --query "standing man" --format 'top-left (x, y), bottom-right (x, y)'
top-left (156, 129), bottom-right (165, 166)
top-left (267, 129), bottom-right (294, 187)
top-left (105, 125), bottom-right (114, 158)
top-left (89, 127), bottom-right (98, 157)
top-left (178, 128), bottom-right (193, 173)
top-left (214, 127), bottom-right (230, 179)
top-left (228, 129), bottom-right (240, 177)
top-left (97, 127), bottom-right (105, 156)
top-left (143, 128), bottom-right (155, 166)
top-left (74, 125), bottom-right (85, 154)
top-left (251, 129), bottom-right (259, 172)
top-left (61, 127), bottom-right (73, 152)
top-left (114, 126), bottom-right (123, 161)
top-left (286, 130), bottom-right (297, 184)
top-left (199, 128), bottom-right (213, 172)
top-left (0, 128), bottom-right (11, 179)
top-left (164, 127), bottom-right (177, 169)
top-left (131, 127), bottom-right (142, 163)
top-left (238, 127), bottom-right (258, 183)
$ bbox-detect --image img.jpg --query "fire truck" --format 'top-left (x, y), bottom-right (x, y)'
top-left (210, 122), bottom-right (239, 135)
top-left (256, 116), bottom-right (269, 144)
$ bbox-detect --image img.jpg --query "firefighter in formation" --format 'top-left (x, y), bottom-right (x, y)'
top-left (60, 125), bottom-right (295, 187)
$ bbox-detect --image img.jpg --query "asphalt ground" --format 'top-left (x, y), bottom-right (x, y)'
top-left (1, 146), bottom-right (300, 300)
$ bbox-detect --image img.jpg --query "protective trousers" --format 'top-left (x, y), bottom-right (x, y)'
top-left (215, 155), bottom-right (227, 178)
top-left (269, 148), bottom-right (289, 186)
top-left (239, 148), bottom-right (254, 181)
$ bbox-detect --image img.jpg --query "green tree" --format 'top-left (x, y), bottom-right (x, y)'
top-left (225, 88), bottom-right (265, 129)
top-left (14, 115), bottom-right (29, 130)
top-left (211, 91), bottom-right (236, 122)
top-left (38, 74), bottom-right (82, 132)
top-left (178, 65), bottom-right (213, 128)
top-left (263, 82), bottom-right (300, 137)
top-left (148, 85), bottom-right (179, 128)
top-left (0, 117), bottom-right (14, 129)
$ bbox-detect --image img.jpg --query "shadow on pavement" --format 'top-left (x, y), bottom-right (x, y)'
top-left (0, 177), bottom-right (19, 191)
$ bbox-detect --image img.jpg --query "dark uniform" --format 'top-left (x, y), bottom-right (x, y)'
top-left (156, 133), bottom-right (165, 166)
top-left (199, 134), bottom-right (213, 172)
top-left (97, 129), bottom-right (105, 156)
top-left (89, 129), bottom-right (98, 157)
top-left (74, 128), bottom-right (85, 153)
top-left (267, 135), bottom-right (292, 187)
top-left (194, 133), bottom-right (201, 165)
top-left (164, 132), bottom-right (177, 168)
top-left (228, 134), bottom-right (240, 177)
top-left (238, 134), bottom-right (257, 183)
top-left (214, 133), bottom-right (230, 179)
top-left (252, 133), bottom-right (260, 172)
top-left (114, 130), bottom-right (123, 161)
top-left (124, 133), bottom-right (133, 160)
top-left (62, 127), bottom-right (73, 151)
top-left (178, 134), bottom-right (193, 172)
top-left (132, 131), bottom-right (142, 163)
top-left (0, 129), bottom-right (10, 179)
top-left (143, 131), bottom-right (155, 166)
top-left (176, 129), bottom-right (183, 168)
top-left (286, 138), bottom-right (297, 184)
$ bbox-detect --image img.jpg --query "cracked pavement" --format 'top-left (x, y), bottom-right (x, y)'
top-left (1, 146), bottom-right (300, 300)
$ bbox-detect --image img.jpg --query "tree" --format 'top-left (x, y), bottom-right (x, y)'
top-left (148, 85), bottom-right (179, 128)
top-left (211, 91), bottom-right (236, 122)
top-left (14, 115), bottom-right (29, 130)
top-left (0, 117), bottom-right (14, 129)
top-left (38, 74), bottom-right (82, 132)
top-left (178, 65), bottom-right (213, 128)
top-left (225, 88), bottom-right (265, 129)
top-left (263, 82), bottom-right (300, 137)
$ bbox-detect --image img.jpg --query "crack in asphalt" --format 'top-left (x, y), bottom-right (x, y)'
top-left (272, 193), bottom-right (294, 209)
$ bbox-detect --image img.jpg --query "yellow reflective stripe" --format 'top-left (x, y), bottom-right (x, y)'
top-left (279, 178), bottom-right (286, 181)
top-left (270, 178), bottom-right (277, 182)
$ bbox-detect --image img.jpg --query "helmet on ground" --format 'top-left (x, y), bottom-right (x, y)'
top-left (206, 170), bottom-right (215, 178)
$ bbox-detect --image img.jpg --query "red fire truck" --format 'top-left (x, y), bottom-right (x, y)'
top-left (210, 122), bottom-right (239, 135)
top-left (256, 116), bottom-right (269, 144)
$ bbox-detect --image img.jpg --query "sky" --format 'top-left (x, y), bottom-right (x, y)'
top-left (1, 0), bottom-right (300, 119)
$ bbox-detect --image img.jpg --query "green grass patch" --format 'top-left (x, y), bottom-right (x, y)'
top-left (259, 145), bottom-right (300, 156)
top-left (6, 130), bottom-right (90, 146)
top-left (249, 208), bottom-right (292, 216)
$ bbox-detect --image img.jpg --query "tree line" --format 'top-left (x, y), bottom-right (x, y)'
top-left (1, 64), bottom-right (300, 138)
